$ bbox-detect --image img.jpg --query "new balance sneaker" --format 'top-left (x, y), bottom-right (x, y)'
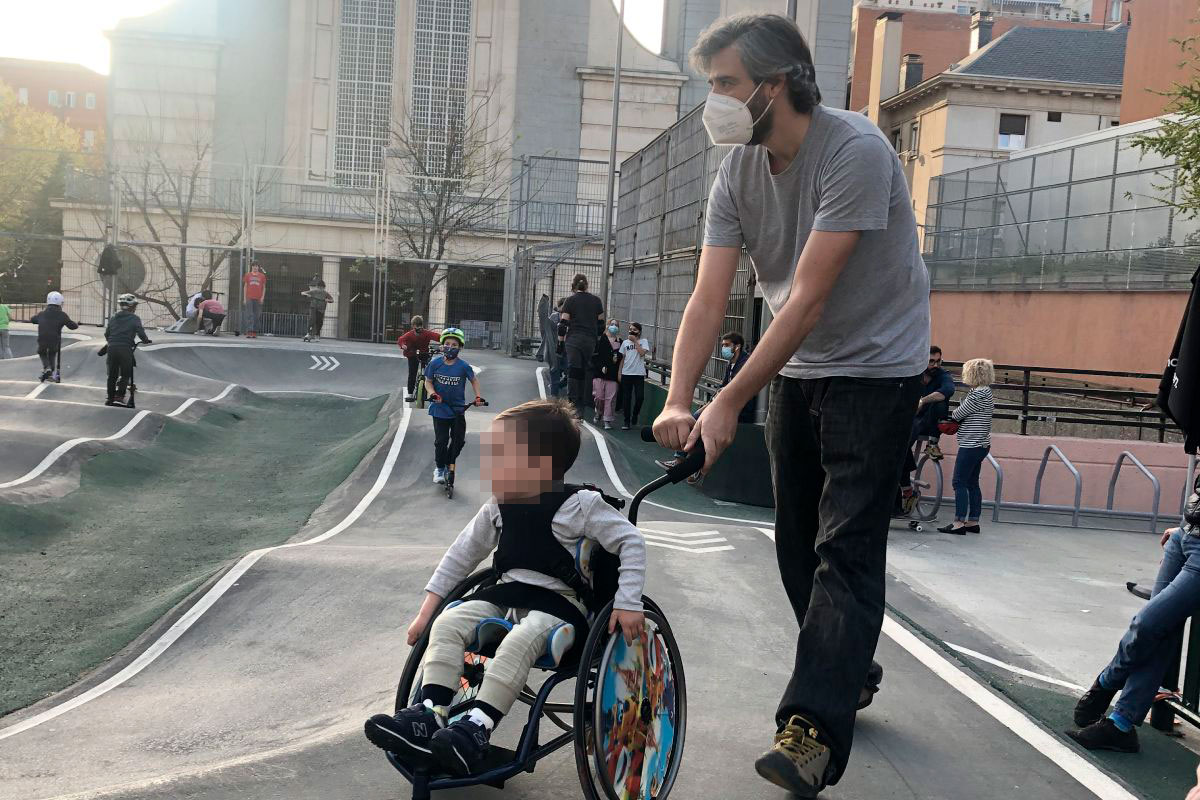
top-left (433, 467), bottom-right (445, 484)
top-left (430, 717), bottom-right (491, 777)
top-left (364, 701), bottom-right (447, 762)
top-left (1073, 681), bottom-right (1119, 727)
top-left (754, 716), bottom-right (833, 798)
top-left (1066, 718), bottom-right (1139, 753)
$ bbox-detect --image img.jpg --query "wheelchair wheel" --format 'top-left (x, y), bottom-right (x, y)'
top-left (394, 570), bottom-right (497, 716)
top-left (913, 454), bottom-right (943, 522)
top-left (573, 597), bottom-right (686, 800)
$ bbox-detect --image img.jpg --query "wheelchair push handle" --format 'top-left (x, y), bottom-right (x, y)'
top-left (641, 427), bottom-right (706, 484)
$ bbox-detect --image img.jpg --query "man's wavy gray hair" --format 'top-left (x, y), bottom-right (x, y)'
top-left (689, 13), bottom-right (821, 114)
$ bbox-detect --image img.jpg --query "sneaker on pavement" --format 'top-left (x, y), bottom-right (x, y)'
top-left (621, 424), bottom-right (630, 431)
top-left (603, 421), bottom-right (613, 430)
top-left (364, 701), bottom-right (447, 762)
top-left (858, 661), bottom-right (884, 710)
top-left (655, 458), bottom-right (680, 471)
top-left (405, 394), bottom-right (416, 402)
top-left (1066, 718), bottom-right (1139, 753)
top-left (925, 442), bottom-right (944, 461)
top-left (754, 715), bottom-right (833, 798)
top-left (433, 467), bottom-right (445, 484)
top-left (430, 717), bottom-right (491, 777)
top-left (1073, 681), bottom-right (1119, 727)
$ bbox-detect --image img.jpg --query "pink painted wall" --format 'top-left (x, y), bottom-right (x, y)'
top-left (936, 433), bottom-right (1193, 524)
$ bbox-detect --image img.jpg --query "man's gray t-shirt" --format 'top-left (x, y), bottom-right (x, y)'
top-left (704, 104), bottom-right (930, 379)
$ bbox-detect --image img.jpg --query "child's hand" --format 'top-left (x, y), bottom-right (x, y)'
top-left (407, 612), bottom-right (432, 646)
top-left (607, 609), bottom-right (644, 645)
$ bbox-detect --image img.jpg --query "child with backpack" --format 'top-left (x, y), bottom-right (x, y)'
top-left (363, 396), bottom-right (646, 776)
top-left (30, 291), bottom-right (78, 382)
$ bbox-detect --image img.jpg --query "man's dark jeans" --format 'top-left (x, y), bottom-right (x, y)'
top-left (901, 401), bottom-right (944, 486)
top-left (564, 334), bottom-right (593, 412)
top-left (766, 373), bottom-right (921, 784)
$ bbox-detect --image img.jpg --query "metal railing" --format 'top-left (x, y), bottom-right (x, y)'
top-left (1107, 451), bottom-right (1162, 534)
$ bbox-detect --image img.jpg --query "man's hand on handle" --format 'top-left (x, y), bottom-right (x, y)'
top-left (653, 398), bottom-right (737, 475)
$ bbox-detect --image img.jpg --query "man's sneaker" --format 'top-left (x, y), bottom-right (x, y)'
top-left (925, 442), bottom-right (944, 461)
top-left (430, 717), bottom-right (491, 777)
top-left (39, 369), bottom-right (50, 382)
top-left (754, 715), bottom-right (832, 798)
top-left (405, 394), bottom-right (416, 403)
top-left (104, 398), bottom-right (119, 407)
top-left (621, 424), bottom-right (630, 431)
top-left (364, 701), bottom-right (447, 762)
top-left (433, 467), bottom-right (445, 484)
top-left (858, 661), bottom-right (884, 710)
top-left (655, 458), bottom-right (680, 471)
top-left (1073, 681), bottom-right (1119, 727)
top-left (1066, 718), bottom-right (1139, 753)
top-left (603, 421), bottom-right (613, 430)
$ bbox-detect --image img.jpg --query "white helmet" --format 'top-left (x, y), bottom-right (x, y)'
top-left (46, 291), bottom-right (65, 306)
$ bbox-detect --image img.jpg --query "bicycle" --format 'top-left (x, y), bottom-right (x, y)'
top-left (409, 344), bottom-right (441, 409)
top-left (896, 435), bottom-right (943, 530)
top-left (428, 395), bottom-right (488, 499)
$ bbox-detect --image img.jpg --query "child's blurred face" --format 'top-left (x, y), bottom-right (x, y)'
top-left (482, 419), bottom-right (555, 501)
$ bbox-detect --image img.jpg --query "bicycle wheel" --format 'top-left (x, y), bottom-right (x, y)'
top-left (913, 455), bottom-right (943, 521)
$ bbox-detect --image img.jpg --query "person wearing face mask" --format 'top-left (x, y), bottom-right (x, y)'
top-left (649, 14), bottom-right (929, 797)
top-left (591, 319), bottom-right (622, 429)
top-left (656, 331), bottom-right (756, 478)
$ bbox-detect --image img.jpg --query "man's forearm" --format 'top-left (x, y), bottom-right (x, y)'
top-left (665, 300), bottom-right (725, 409)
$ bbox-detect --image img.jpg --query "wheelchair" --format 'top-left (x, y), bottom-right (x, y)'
top-left (384, 436), bottom-right (701, 800)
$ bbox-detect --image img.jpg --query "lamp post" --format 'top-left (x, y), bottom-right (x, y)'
top-left (598, 0), bottom-right (625, 312)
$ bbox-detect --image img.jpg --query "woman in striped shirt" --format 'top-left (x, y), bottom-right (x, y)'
top-left (939, 358), bottom-right (995, 535)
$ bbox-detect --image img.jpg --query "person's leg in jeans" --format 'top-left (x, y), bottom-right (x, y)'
top-left (106, 350), bottom-right (120, 399)
top-left (952, 446), bottom-right (987, 522)
top-left (624, 375), bottom-right (645, 427)
top-left (768, 374), bottom-right (920, 784)
top-left (1099, 531), bottom-right (1200, 722)
top-left (406, 356), bottom-right (420, 396)
top-left (245, 299), bottom-right (260, 333)
top-left (967, 447), bottom-right (988, 522)
top-left (0, 330), bottom-right (11, 359)
top-left (564, 336), bottom-right (590, 412)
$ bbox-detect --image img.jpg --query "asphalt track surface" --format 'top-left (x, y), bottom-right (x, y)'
top-left (0, 336), bottom-right (1144, 800)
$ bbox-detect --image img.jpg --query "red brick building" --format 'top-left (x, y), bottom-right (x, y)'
top-left (848, 1), bottom-right (1110, 113)
top-left (0, 58), bottom-right (105, 151)
top-left (1119, 0), bottom-right (1200, 123)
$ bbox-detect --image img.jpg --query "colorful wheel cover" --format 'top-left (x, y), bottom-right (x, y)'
top-left (596, 620), bottom-right (678, 799)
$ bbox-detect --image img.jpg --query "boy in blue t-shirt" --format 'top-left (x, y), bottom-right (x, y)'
top-left (426, 327), bottom-right (484, 484)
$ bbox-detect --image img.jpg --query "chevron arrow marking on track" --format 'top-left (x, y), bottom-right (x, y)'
top-left (308, 355), bottom-right (341, 371)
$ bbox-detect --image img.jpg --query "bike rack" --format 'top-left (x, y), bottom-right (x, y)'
top-left (986, 453), bottom-right (1004, 524)
top-left (1031, 445), bottom-right (1083, 528)
top-left (1106, 451), bottom-right (1162, 535)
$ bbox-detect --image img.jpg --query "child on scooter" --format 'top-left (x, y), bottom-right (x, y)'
top-left (424, 327), bottom-right (483, 485)
top-left (364, 395), bottom-right (647, 777)
top-left (102, 293), bottom-right (152, 406)
top-left (30, 291), bottom-right (79, 382)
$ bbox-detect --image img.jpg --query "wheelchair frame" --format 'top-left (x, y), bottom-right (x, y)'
top-left (386, 448), bottom-right (699, 800)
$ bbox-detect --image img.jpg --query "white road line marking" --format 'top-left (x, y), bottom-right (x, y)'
top-left (24, 383), bottom-right (50, 399)
top-left (166, 398), bottom-right (198, 417)
top-left (0, 382), bottom-right (236, 492)
top-left (639, 527), bottom-right (722, 539)
top-left (644, 540), bottom-right (736, 554)
top-left (946, 643), bottom-right (1088, 693)
top-left (535, 366), bottom-right (775, 527)
top-left (881, 616), bottom-right (1137, 800)
top-left (641, 533), bottom-right (728, 547)
top-left (0, 402), bottom-right (412, 741)
top-left (755, 527), bottom-right (775, 541)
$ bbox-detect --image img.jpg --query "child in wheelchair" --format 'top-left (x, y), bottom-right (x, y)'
top-left (365, 396), bottom-right (647, 777)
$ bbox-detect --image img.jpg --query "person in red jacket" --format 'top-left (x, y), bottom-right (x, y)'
top-left (242, 261), bottom-right (267, 338)
top-left (397, 315), bottom-right (440, 401)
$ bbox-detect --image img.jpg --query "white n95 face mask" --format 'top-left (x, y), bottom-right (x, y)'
top-left (702, 82), bottom-right (774, 146)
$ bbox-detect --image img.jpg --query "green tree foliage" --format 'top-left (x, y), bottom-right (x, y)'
top-left (1130, 29), bottom-right (1200, 218)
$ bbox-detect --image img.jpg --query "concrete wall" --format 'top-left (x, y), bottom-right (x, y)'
top-left (1120, 0), bottom-right (1200, 123)
top-left (930, 290), bottom-right (1186, 378)
top-left (935, 432), bottom-right (1192, 521)
top-left (513, 0), bottom-right (591, 159)
top-left (212, 0), bottom-right (289, 168)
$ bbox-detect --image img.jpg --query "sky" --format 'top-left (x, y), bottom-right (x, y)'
top-left (0, 0), bottom-right (664, 76)
top-left (0, 0), bottom-right (175, 74)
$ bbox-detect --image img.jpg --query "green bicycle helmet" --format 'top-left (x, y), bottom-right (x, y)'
top-left (440, 327), bottom-right (465, 346)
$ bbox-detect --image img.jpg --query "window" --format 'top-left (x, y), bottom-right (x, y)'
top-left (890, 128), bottom-right (902, 152)
top-left (409, 0), bottom-right (473, 184)
top-left (48, 89), bottom-right (59, 107)
top-left (17, 87), bottom-right (27, 105)
top-left (83, 130), bottom-right (95, 151)
top-left (998, 114), bottom-right (1027, 150)
top-left (85, 92), bottom-right (96, 110)
top-left (1047, 111), bottom-right (1062, 123)
top-left (65, 91), bottom-right (75, 108)
top-left (1109, 0), bottom-right (1122, 22)
top-left (333, 0), bottom-right (397, 187)
top-left (910, 121), bottom-right (920, 153)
